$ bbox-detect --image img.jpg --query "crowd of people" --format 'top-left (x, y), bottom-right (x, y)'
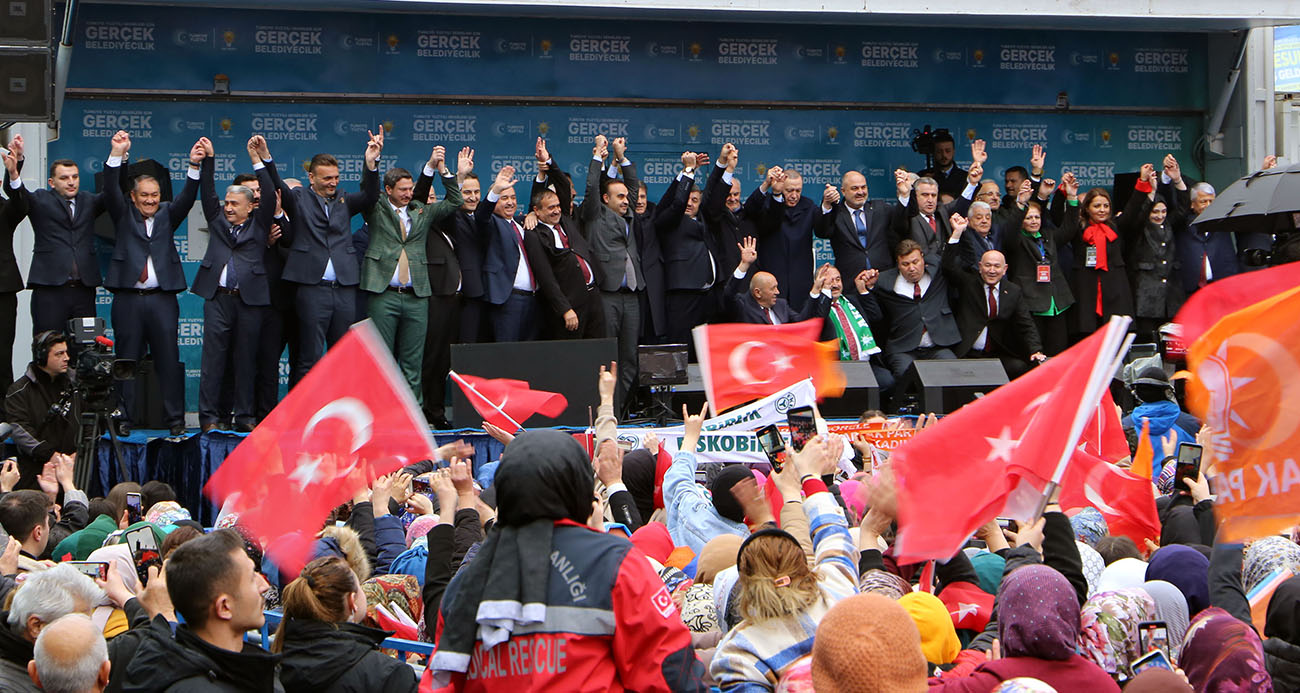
top-left (0, 361), bottom-right (1291, 692)
top-left (0, 129), bottom-right (1260, 443)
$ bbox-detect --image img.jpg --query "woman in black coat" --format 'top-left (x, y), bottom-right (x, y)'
top-left (1119, 163), bottom-right (1185, 343)
top-left (1001, 180), bottom-right (1075, 356)
top-left (272, 556), bottom-right (418, 693)
top-left (1061, 171), bottom-right (1134, 337)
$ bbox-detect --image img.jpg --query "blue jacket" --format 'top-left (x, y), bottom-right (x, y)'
top-left (1125, 399), bottom-right (1195, 477)
top-left (663, 451), bottom-right (748, 553)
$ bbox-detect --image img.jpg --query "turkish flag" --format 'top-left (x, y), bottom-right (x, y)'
top-left (936, 581), bottom-right (994, 632)
top-left (1173, 260), bottom-right (1300, 344)
top-left (893, 322), bottom-right (1123, 562)
top-left (1059, 449), bottom-right (1160, 548)
top-left (1186, 283), bottom-right (1300, 541)
top-left (450, 373), bottom-right (567, 432)
top-left (693, 320), bottom-right (844, 413)
top-left (1078, 389), bottom-right (1130, 463)
top-left (204, 322), bottom-right (438, 577)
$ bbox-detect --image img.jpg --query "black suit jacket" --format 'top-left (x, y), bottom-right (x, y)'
top-left (275, 162), bottom-right (378, 285)
top-left (192, 159), bottom-right (276, 305)
top-left (813, 199), bottom-right (903, 282)
top-left (859, 257), bottom-right (960, 352)
top-left (700, 164), bottom-right (764, 273)
top-left (895, 195), bottom-right (973, 264)
top-left (0, 184), bottom-right (26, 293)
top-left (726, 272), bottom-right (829, 325)
top-left (654, 174), bottom-right (717, 292)
top-left (420, 174), bottom-right (485, 301)
top-left (526, 218), bottom-right (601, 319)
top-left (102, 160), bottom-right (197, 292)
top-left (942, 242), bottom-right (1042, 358)
top-left (5, 167), bottom-right (105, 287)
top-left (1000, 207), bottom-right (1075, 314)
top-left (755, 193), bottom-right (817, 309)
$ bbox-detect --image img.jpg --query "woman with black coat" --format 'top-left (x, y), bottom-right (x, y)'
top-left (1119, 163), bottom-right (1185, 343)
top-left (272, 556), bottom-right (419, 693)
top-left (1001, 179), bottom-right (1075, 355)
top-left (1061, 171), bottom-right (1135, 338)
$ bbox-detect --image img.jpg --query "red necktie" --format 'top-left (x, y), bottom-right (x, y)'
top-left (764, 307), bottom-right (774, 324)
top-left (555, 224), bottom-right (594, 286)
top-left (511, 221), bottom-right (535, 290)
top-left (988, 284), bottom-right (998, 319)
top-left (913, 282), bottom-right (922, 300)
top-left (926, 215), bottom-right (937, 235)
top-left (1198, 252), bottom-right (1208, 288)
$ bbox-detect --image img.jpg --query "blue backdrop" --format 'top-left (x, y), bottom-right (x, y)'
top-left (50, 4), bottom-right (1210, 412)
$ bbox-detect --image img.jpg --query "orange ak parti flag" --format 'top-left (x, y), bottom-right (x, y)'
top-left (692, 319), bottom-right (844, 413)
top-left (1186, 283), bottom-right (1300, 542)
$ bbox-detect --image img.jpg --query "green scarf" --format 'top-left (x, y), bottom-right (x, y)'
top-left (829, 295), bottom-right (879, 360)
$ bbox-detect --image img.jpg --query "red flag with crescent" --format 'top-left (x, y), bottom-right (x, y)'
top-left (204, 321), bottom-right (438, 577)
top-left (692, 319), bottom-right (844, 413)
top-left (1186, 283), bottom-right (1300, 542)
top-left (1059, 449), bottom-right (1160, 548)
top-left (450, 373), bottom-right (567, 432)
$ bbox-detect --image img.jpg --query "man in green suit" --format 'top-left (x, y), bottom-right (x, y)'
top-left (361, 145), bottom-right (463, 401)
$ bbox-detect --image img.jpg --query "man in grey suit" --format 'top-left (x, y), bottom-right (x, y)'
top-left (578, 134), bottom-right (643, 413)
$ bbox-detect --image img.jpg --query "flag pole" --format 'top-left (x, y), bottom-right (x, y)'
top-left (447, 370), bottom-right (526, 432)
top-left (1032, 317), bottom-right (1134, 519)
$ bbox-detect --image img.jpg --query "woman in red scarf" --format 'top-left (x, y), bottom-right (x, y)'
top-left (1061, 171), bottom-right (1134, 337)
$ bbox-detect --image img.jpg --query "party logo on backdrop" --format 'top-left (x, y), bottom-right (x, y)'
top-left (339, 33), bottom-right (377, 51)
top-left (1060, 128), bottom-right (1092, 145)
top-left (642, 123), bottom-right (680, 141)
top-left (172, 28), bottom-right (211, 48)
top-left (416, 30), bottom-right (481, 59)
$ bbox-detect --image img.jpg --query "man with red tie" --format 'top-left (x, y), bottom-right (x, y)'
top-left (858, 238), bottom-right (961, 380)
top-left (726, 237), bottom-right (829, 325)
top-left (894, 139), bottom-right (986, 263)
top-left (475, 165), bottom-right (540, 341)
top-left (523, 181), bottom-right (606, 339)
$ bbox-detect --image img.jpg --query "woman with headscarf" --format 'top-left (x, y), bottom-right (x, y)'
top-left (1142, 579), bottom-right (1191, 661)
top-left (273, 556), bottom-right (419, 693)
top-left (899, 591), bottom-right (961, 675)
top-left (1179, 607), bottom-right (1274, 692)
top-left (1076, 588), bottom-right (1157, 682)
top-left (1147, 545), bottom-right (1210, 616)
top-left (1263, 576), bottom-right (1300, 690)
top-left (811, 593), bottom-right (930, 693)
top-left (428, 429), bottom-right (706, 692)
top-left (1061, 173), bottom-right (1134, 337)
top-left (930, 565), bottom-right (1120, 692)
top-left (1070, 508), bottom-right (1108, 547)
top-left (709, 436), bottom-right (859, 691)
top-left (1096, 556), bottom-right (1149, 594)
top-left (1244, 536), bottom-right (1300, 593)
top-left (1078, 541), bottom-right (1106, 598)
top-left (1119, 163), bottom-right (1185, 342)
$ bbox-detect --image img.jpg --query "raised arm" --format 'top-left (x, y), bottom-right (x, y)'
top-left (102, 130), bottom-right (132, 222)
top-left (701, 144), bottom-right (734, 226)
top-left (346, 129), bottom-right (383, 215)
top-left (165, 139), bottom-right (204, 231)
top-left (3, 142), bottom-right (29, 220)
top-left (581, 136), bottom-right (608, 224)
top-left (615, 138), bottom-right (639, 217)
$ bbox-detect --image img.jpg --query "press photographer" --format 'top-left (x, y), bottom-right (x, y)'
top-left (4, 331), bottom-right (78, 490)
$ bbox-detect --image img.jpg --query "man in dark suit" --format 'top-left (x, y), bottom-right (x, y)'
top-left (753, 167), bottom-right (818, 311)
top-left (816, 264), bottom-right (895, 399)
top-left (859, 239), bottom-right (961, 379)
top-left (573, 135), bottom-right (640, 405)
top-left (944, 218), bottom-right (1046, 380)
top-left (813, 169), bottom-right (904, 283)
top-left (701, 143), bottom-right (765, 280)
top-left (102, 130), bottom-right (199, 436)
top-left (726, 237), bottom-right (830, 325)
top-left (2, 134), bottom-right (106, 335)
top-left (527, 161), bottom-right (605, 340)
top-left (437, 167), bottom-right (489, 344)
top-left (269, 131), bottom-right (382, 384)
top-left (917, 130), bottom-right (969, 199)
top-left (894, 164), bottom-right (979, 262)
top-left (0, 142), bottom-right (27, 388)
top-left (1160, 155), bottom-right (1239, 294)
top-left (476, 165), bottom-right (541, 342)
top-left (654, 151), bottom-right (717, 349)
top-left (193, 136), bottom-right (278, 432)
top-left (415, 147), bottom-right (473, 428)
top-left (363, 145), bottom-right (463, 409)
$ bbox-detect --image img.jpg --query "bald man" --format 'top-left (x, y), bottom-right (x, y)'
top-left (28, 613), bottom-right (110, 693)
top-left (813, 169), bottom-right (905, 284)
top-left (944, 220), bottom-right (1045, 379)
top-left (727, 237), bottom-right (829, 324)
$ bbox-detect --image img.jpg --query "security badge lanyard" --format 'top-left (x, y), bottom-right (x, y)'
top-left (1035, 237), bottom-right (1051, 283)
top-left (1085, 245), bottom-right (1099, 269)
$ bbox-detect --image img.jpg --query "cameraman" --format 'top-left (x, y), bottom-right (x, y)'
top-left (4, 332), bottom-right (78, 490)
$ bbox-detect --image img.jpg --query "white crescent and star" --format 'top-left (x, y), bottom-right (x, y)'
top-left (728, 341), bottom-right (795, 386)
top-left (291, 397), bottom-right (376, 490)
top-left (1204, 333), bottom-right (1300, 451)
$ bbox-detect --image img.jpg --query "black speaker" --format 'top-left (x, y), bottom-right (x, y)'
top-left (669, 363), bottom-right (879, 418)
top-left (0, 0), bottom-right (51, 44)
top-left (898, 358), bottom-right (1008, 415)
top-left (449, 338), bottom-right (616, 428)
top-left (0, 48), bottom-right (52, 122)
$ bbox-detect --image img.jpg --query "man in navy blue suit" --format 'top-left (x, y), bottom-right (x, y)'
top-left (726, 236), bottom-right (831, 325)
top-left (193, 136), bottom-right (279, 433)
top-left (102, 130), bottom-right (200, 436)
top-left (475, 165), bottom-right (541, 342)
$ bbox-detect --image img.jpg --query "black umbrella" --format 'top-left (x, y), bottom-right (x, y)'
top-left (1193, 162), bottom-right (1300, 234)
